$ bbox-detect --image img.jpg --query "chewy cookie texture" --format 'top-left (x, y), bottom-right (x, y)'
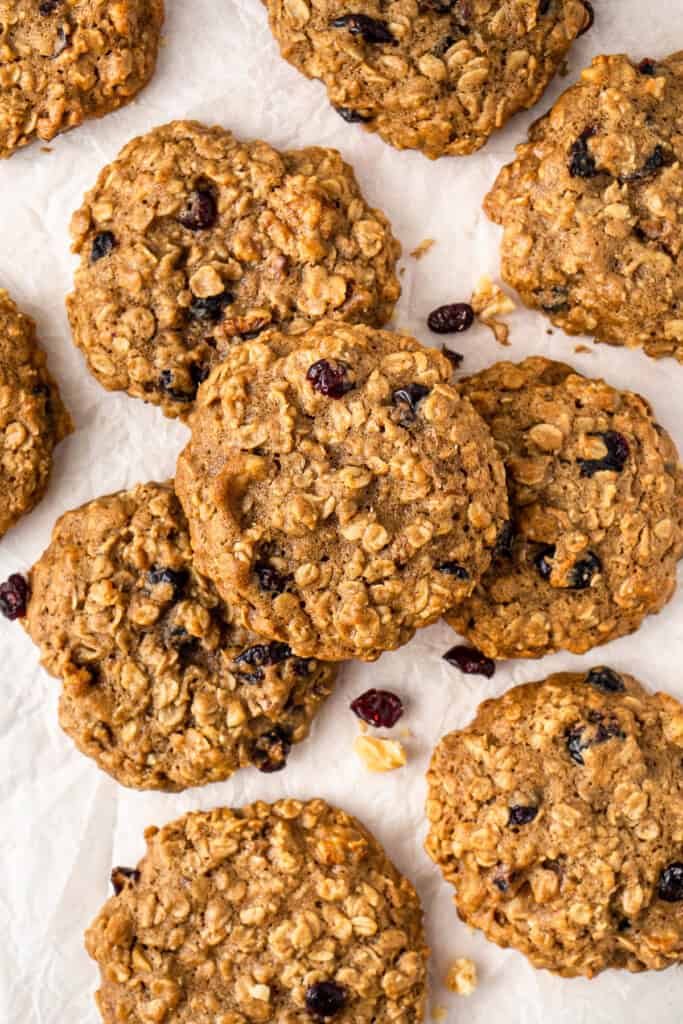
top-left (66, 120), bottom-right (401, 418)
top-left (264, 0), bottom-right (592, 159)
top-left (175, 320), bottom-right (509, 662)
top-left (0, 289), bottom-right (71, 539)
top-left (486, 51), bottom-right (683, 361)
top-left (446, 357), bottom-right (683, 659)
top-left (426, 669), bottom-right (683, 978)
top-left (24, 482), bottom-right (336, 791)
top-left (0, 0), bottom-right (164, 158)
top-left (86, 800), bottom-right (429, 1023)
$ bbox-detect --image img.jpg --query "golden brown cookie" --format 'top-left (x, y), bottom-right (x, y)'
top-left (66, 120), bottom-right (402, 418)
top-left (0, 0), bottom-right (163, 158)
top-left (445, 357), bottom-right (683, 659)
top-left (86, 800), bottom-right (429, 1023)
top-left (24, 481), bottom-right (336, 791)
top-left (0, 289), bottom-right (71, 539)
top-left (175, 320), bottom-right (509, 661)
top-left (485, 52), bottom-right (683, 361)
top-left (263, 0), bottom-right (592, 159)
top-left (426, 668), bottom-right (683, 977)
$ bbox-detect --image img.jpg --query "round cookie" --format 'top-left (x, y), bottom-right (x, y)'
top-left (24, 481), bottom-right (336, 791)
top-left (175, 320), bottom-right (509, 662)
top-left (86, 799), bottom-right (429, 1023)
top-left (0, 289), bottom-right (72, 539)
top-left (0, 0), bottom-right (163, 159)
top-left (445, 357), bottom-right (683, 659)
top-left (66, 120), bottom-right (402, 418)
top-left (426, 668), bottom-right (683, 978)
top-left (485, 52), bottom-right (683, 360)
top-left (263, 0), bottom-right (592, 160)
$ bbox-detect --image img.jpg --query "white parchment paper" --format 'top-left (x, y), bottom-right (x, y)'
top-left (2, 2), bottom-right (683, 1021)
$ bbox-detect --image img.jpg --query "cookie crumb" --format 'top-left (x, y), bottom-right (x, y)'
top-left (471, 275), bottom-right (515, 346)
top-left (410, 238), bottom-right (435, 260)
top-left (446, 958), bottom-right (478, 996)
top-left (574, 344), bottom-right (592, 354)
top-left (432, 1007), bottom-right (447, 1022)
top-left (354, 735), bottom-right (407, 772)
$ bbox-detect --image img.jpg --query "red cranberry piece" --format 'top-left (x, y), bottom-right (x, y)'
top-left (0, 573), bottom-right (29, 620)
top-left (305, 981), bottom-right (348, 1018)
top-left (252, 727), bottom-right (292, 773)
top-left (306, 360), bottom-right (353, 399)
top-left (179, 188), bottom-right (218, 230)
top-left (427, 303), bottom-right (474, 334)
top-left (508, 805), bottom-right (538, 827)
top-left (443, 645), bottom-right (495, 678)
top-left (91, 231), bottom-right (116, 263)
top-left (659, 863), bottom-right (683, 901)
top-left (330, 13), bottom-right (394, 43)
top-left (351, 689), bottom-right (404, 728)
top-left (111, 866), bottom-right (140, 894)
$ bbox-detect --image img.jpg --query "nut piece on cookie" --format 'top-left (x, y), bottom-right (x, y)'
top-left (24, 481), bottom-right (336, 791)
top-left (485, 51), bottom-right (683, 361)
top-left (263, 0), bottom-right (592, 159)
top-left (66, 120), bottom-right (402, 418)
top-left (0, 0), bottom-right (164, 158)
top-left (85, 800), bottom-right (429, 1022)
top-left (0, 289), bottom-right (72, 539)
top-left (445, 356), bottom-right (683, 659)
top-left (175, 320), bottom-right (509, 661)
top-left (426, 669), bottom-right (683, 977)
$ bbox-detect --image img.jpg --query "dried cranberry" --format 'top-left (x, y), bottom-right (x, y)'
top-left (568, 552), bottom-right (601, 589)
top-left (435, 561), bottom-right (469, 579)
top-left (565, 712), bottom-right (624, 765)
top-left (585, 667), bottom-right (625, 694)
top-left (305, 981), bottom-right (348, 1018)
top-left (330, 13), bottom-right (394, 43)
top-left (638, 58), bottom-right (658, 75)
top-left (494, 521), bottom-right (514, 558)
top-left (508, 805), bottom-right (538, 827)
top-left (579, 431), bottom-right (630, 476)
top-left (620, 145), bottom-right (668, 183)
top-left (234, 641), bottom-right (292, 682)
top-left (147, 567), bottom-right (188, 599)
top-left (427, 302), bottom-right (474, 334)
top-left (443, 645), bottom-right (495, 678)
top-left (351, 689), bottom-right (404, 728)
top-left (534, 544), bottom-right (555, 581)
top-left (441, 345), bottom-right (463, 368)
top-left (39, 0), bottom-right (60, 13)
top-left (254, 561), bottom-right (292, 594)
top-left (568, 128), bottom-right (598, 179)
top-left (392, 383), bottom-right (430, 420)
top-left (251, 726), bottom-right (292, 773)
top-left (111, 866), bottom-right (140, 894)
top-left (658, 863), bottom-right (683, 902)
top-left (158, 369), bottom-right (194, 403)
top-left (577, 0), bottom-right (594, 34)
top-left (306, 360), bottom-right (354, 399)
top-left (189, 291), bottom-right (233, 322)
top-left (179, 188), bottom-right (218, 230)
top-left (335, 106), bottom-right (371, 123)
top-left (0, 574), bottom-right (29, 620)
top-left (91, 231), bottom-right (116, 263)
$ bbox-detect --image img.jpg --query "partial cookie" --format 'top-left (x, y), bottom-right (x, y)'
top-left (86, 799), bottom-right (429, 1022)
top-left (175, 320), bottom-right (508, 661)
top-left (24, 482), bottom-right (336, 791)
top-left (0, 0), bottom-right (163, 158)
top-left (0, 289), bottom-right (71, 539)
top-left (263, 0), bottom-right (592, 159)
top-left (445, 357), bottom-right (683, 659)
top-left (426, 668), bottom-right (683, 977)
top-left (485, 52), bottom-right (683, 360)
top-left (66, 120), bottom-right (402, 418)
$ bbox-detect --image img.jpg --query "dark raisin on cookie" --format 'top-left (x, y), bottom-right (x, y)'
top-left (392, 383), bottom-right (430, 421)
top-left (620, 145), bottom-right (668, 183)
top-left (178, 188), bottom-right (218, 231)
top-left (585, 667), bottom-right (625, 694)
top-left (39, 0), bottom-right (61, 13)
top-left (435, 561), bottom-right (469, 579)
top-left (658, 863), bottom-right (683, 902)
top-left (443, 645), bottom-right (495, 678)
top-left (508, 805), bottom-right (539, 827)
top-left (638, 58), bottom-right (658, 76)
top-left (568, 552), bottom-right (601, 589)
top-left (579, 430), bottom-right (630, 476)
top-left (147, 567), bottom-right (188, 600)
top-left (254, 561), bottom-right (292, 594)
top-left (494, 520), bottom-right (514, 558)
top-left (305, 981), bottom-right (348, 1019)
top-left (0, 573), bottom-right (29, 620)
top-left (351, 689), bottom-right (404, 728)
top-left (565, 712), bottom-right (625, 765)
top-left (427, 302), bottom-right (474, 334)
top-left (330, 13), bottom-right (395, 43)
top-left (111, 866), bottom-right (140, 894)
top-left (158, 369), bottom-right (195, 403)
top-left (251, 726), bottom-right (292, 773)
top-left (534, 544), bottom-right (555, 581)
top-left (568, 128), bottom-right (599, 179)
top-left (335, 106), bottom-right (372, 123)
top-left (536, 285), bottom-right (570, 313)
top-left (307, 359), bottom-right (354, 399)
top-left (91, 231), bottom-right (116, 263)
top-left (189, 291), bottom-right (234, 322)
top-left (234, 641), bottom-right (293, 682)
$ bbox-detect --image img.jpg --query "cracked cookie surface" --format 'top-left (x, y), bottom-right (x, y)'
top-left (426, 669), bottom-right (683, 977)
top-left (24, 481), bottom-right (336, 791)
top-left (0, 289), bottom-right (71, 538)
top-left (175, 321), bottom-right (508, 661)
top-left (66, 120), bottom-right (401, 418)
top-left (0, 0), bottom-right (163, 158)
top-left (264, 0), bottom-right (591, 159)
top-left (86, 799), bottom-right (429, 1023)
top-left (485, 51), bottom-right (683, 360)
top-left (445, 357), bottom-right (683, 659)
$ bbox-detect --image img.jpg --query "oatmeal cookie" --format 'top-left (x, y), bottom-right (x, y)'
top-left (485, 52), bottom-right (683, 361)
top-left (24, 481), bottom-right (336, 791)
top-left (175, 320), bottom-right (508, 661)
top-left (86, 799), bottom-right (429, 1023)
top-left (0, 0), bottom-right (163, 159)
top-left (263, 0), bottom-right (592, 160)
top-left (426, 668), bottom-right (683, 977)
top-left (66, 120), bottom-right (401, 418)
top-left (445, 357), bottom-right (683, 659)
top-left (0, 289), bottom-right (71, 539)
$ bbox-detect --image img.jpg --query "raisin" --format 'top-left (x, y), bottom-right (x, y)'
top-left (620, 145), bottom-right (668, 183)
top-left (307, 360), bottom-right (354, 399)
top-left (441, 345), bottom-right (464, 368)
top-left (492, 871), bottom-right (510, 892)
top-left (427, 302), bottom-right (474, 334)
top-left (534, 544), bottom-right (555, 581)
top-left (538, 0), bottom-right (551, 12)
top-left (234, 641), bottom-right (292, 682)
top-left (537, 285), bottom-right (569, 313)
top-left (579, 430), bottom-right (629, 476)
top-left (190, 363), bottom-right (210, 390)
top-left (292, 657), bottom-right (313, 676)
top-left (330, 13), bottom-right (394, 43)
top-left (335, 106), bottom-right (371, 123)
top-left (577, 0), bottom-right (594, 34)
top-left (585, 667), bottom-right (625, 694)
top-left (392, 383), bottom-right (430, 421)
top-left (189, 291), bottom-right (233, 322)
top-left (178, 188), bottom-right (218, 230)
top-left (39, 0), bottom-right (60, 13)
top-left (147, 567), bottom-right (188, 599)
top-left (617, 917), bottom-right (631, 932)
top-left (0, 574), bottom-right (29, 620)
top-left (91, 231), bottom-right (116, 263)
top-left (305, 981), bottom-right (348, 1018)
top-left (568, 552), bottom-right (601, 589)
top-left (351, 689), bottom-right (404, 728)
top-left (508, 805), bottom-right (538, 827)
top-left (254, 561), bottom-right (292, 594)
top-left (494, 521), bottom-right (514, 558)
top-left (443, 645), bottom-right (495, 678)
top-left (158, 369), bottom-right (195, 404)
top-left (566, 713), bottom-right (624, 765)
top-left (568, 128), bottom-right (598, 179)
top-left (638, 58), bottom-right (658, 76)
top-left (435, 562), bottom-right (469, 579)
top-left (111, 866), bottom-right (140, 894)
top-left (658, 863), bottom-right (683, 902)
top-left (251, 727), bottom-right (292, 773)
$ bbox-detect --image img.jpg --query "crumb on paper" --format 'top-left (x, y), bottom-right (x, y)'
top-left (446, 958), bottom-right (478, 996)
top-left (354, 735), bottom-right (407, 772)
top-left (471, 275), bottom-right (515, 346)
top-left (432, 1007), bottom-right (447, 1022)
top-left (574, 344), bottom-right (592, 354)
top-left (40, 146), bottom-right (53, 153)
top-left (410, 238), bottom-right (435, 260)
